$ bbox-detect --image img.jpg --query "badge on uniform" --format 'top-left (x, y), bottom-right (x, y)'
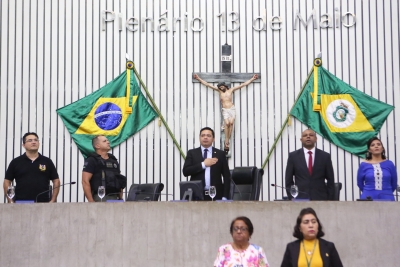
top-left (39, 164), bottom-right (46, 171)
top-left (106, 162), bottom-right (113, 168)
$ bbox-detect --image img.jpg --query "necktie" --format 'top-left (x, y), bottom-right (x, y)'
top-left (308, 151), bottom-right (313, 175)
top-left (203, 149), bottom-right (208, 160)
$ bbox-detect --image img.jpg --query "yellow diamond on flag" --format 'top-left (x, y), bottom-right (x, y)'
top-left (319, 94), bottom-right (374, 132)
top-left (75, 96), bottom-right (138, 135)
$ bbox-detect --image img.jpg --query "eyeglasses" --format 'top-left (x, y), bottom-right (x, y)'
top-left (25, 139), bottom-right (39, 143)
top-left (233, 227), bottom-right (248, 232)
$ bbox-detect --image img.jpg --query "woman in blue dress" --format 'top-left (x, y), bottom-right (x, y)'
top-left (357, 137), bottom-right (398, 200)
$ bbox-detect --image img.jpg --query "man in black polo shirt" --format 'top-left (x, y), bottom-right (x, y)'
top-left (3, 132), bottom-right (60, 203)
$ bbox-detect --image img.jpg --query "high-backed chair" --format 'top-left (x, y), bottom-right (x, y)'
top-left (229, 167), bottom-right (264, 200)
top-left (126, 183), bottom-right (164, 201)
top-left (333, 182), bottom-right (342, 201)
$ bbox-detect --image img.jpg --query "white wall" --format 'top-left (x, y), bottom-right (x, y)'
top-left (1, 0), bottom-right (399, 202)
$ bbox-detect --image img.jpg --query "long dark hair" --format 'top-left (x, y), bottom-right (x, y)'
top-left (366, 137), bottom-right (386, 160)
top-left (293, 207), bottom-right (325, 239)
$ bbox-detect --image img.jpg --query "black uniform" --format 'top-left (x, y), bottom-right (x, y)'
top-left (83, 153), bottom-right (122, 197)
top-left (5, 153), bottom-right (59, 202)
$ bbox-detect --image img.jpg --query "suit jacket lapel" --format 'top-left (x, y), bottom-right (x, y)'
top-left (298, 149), bottom-right (310, 175)
top-left (291, 240), bottom-right (301, 266)
top-left (313, 149), bottom-right (321, 171)
top-left (197, 147), bottom-right (203, 160)
top-left (196, 147), bottom-right (206, 186)
top-left (318, 239), bottom-right (330, 267)
top-left (210, 147), bottom-right (217, 180)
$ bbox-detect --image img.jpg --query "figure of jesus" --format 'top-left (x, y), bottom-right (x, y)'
top-left (193, 74), bottom-right (258, 154)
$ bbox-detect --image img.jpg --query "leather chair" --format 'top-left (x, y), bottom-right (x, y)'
top-left (229, 167), bottom-right (264, 200)
top-left (333, 182), bottom-right (342, 201)
top-left (126, 183), bottom-right (164, 201)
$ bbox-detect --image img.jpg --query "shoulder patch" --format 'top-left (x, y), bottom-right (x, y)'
top-left (83, 160), bottom-right (89, 168)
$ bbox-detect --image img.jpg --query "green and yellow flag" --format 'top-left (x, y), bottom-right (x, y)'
top-left (57, 62), bottom-right (157, 157)
top-left (290, 60), bottom-right (394, 157)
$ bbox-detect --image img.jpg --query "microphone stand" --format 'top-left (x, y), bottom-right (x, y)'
top-left (35, 182), bottom-right (76, 203)
top-left (271, 184), bottom-right (310, 200)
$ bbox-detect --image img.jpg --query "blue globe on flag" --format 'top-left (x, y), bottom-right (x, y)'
top-left (94, 103), bottom-right (122, 130)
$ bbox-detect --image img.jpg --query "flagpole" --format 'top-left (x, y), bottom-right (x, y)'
top-left (261, 67), bottom-right (314, 169)
top-left (132, 64), bottom-right (186, 159)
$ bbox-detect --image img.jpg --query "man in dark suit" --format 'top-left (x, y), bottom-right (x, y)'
top-left (285, 129), bottom-right (335, 200)
top-left (182, 127), bottom-right (231, 200)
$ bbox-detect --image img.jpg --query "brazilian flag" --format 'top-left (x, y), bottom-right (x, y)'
top-left (290, 59), bottom-right (394, 158)
top-left (57, 62), bottom-right (157, 157)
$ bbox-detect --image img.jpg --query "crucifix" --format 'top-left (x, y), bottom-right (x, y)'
top-left (193, 43), bottom-right (261, 157)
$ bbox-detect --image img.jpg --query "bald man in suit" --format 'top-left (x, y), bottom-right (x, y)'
top-left (182, 127), bottom-right (231, 200)
top-left (285, 129), bottom-right (335, 200)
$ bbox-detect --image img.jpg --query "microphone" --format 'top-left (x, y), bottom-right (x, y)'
top-left (356, 196), bottom-right (373, 201)
top-left (271, 184), bottom-right (309, 200)
top-left (35, 182), bottom-right (77, 203)
top-left (271, 183), bottom-right (292, 190)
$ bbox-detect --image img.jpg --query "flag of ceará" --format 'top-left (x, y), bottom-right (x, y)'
top-left (290, 59), bottom-right (394, 158)
top-left (57, 62), bottom-right (157, 157)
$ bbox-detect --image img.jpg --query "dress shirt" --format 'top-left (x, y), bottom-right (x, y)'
top-left (201, 146), bottom-right (212, 189)
top-left (303, 147), bottom-right (316, 170)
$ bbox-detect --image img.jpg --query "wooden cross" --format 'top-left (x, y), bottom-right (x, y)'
top-left (192, 44), bottom-right (261, 86)
top-left (192, 44), bottom-right (261, 158)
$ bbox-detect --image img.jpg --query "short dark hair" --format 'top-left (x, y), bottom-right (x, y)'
top-left (22, 132), bottom-right (39, 144)
top-left (92, 135), bottom-right (104, 150)
top-left (293, 207), bottom-right (325, 239)
top-left (199, 127), bottom-right (215, 138)
top-left (366, 137), bottom-right (386, 160)
top-left (230, 216), bottom-right (254, 237)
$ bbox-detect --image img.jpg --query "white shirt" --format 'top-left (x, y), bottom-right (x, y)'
top-left (303, 147), bottom-right (316, 169)
top-left (201, 146), bottom-right (212, 189)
